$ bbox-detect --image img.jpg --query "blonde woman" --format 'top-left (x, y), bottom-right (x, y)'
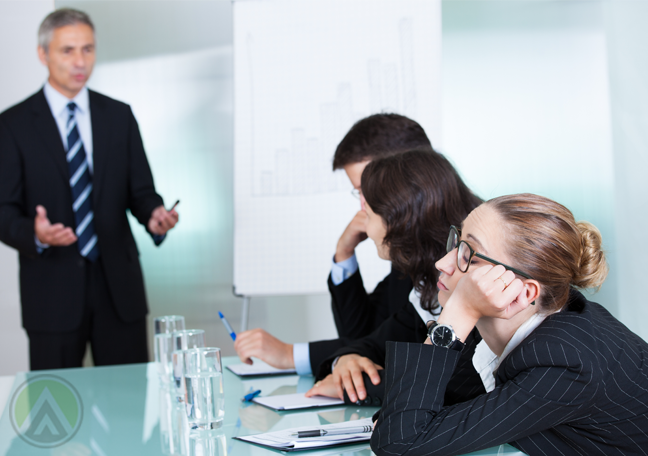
top-left (372, 194), bottom-right (648, 456)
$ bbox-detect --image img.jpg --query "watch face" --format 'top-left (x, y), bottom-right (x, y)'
top-left (433, 326), bottom-right (453, 347)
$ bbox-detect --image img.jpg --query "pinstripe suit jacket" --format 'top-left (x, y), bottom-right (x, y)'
top-left (372, 290), bottom-right (648, 456)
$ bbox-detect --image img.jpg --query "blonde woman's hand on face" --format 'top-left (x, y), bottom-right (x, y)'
top-left (447, 264), bottom-right (530, 321)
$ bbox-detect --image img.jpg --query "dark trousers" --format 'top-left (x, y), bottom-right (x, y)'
top-left (27, 258), bottom-right (149, 370)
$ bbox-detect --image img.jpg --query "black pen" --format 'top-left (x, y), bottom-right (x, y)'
top-left (168, 199), bottom-right (180, 212)
top-left (291, 424), bottom-right (373, 438)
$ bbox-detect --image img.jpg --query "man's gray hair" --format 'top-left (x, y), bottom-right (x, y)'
top-left (38, 8), bottom-right (94, 52)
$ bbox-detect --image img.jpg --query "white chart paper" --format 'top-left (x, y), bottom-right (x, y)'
top-left (234, 0), bottom-right (441, 295)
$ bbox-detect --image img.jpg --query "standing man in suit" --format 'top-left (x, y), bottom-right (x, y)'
top-left (0, 9), bottom-right (178, 370)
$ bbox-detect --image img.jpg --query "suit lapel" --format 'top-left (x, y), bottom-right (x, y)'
top-left (31, 89), bottom-right (68, 181)
top-left (89, 90), bottom-right (108, 204)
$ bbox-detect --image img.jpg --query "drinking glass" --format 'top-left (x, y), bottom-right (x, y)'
top-left (154, 315), bottom-right (186, 380)
top-left (172, 330), bottom-right (206, 400)
top-left (184, 348), bottom-right (224, 429)
top-left (188, 429), bottom-right (226, 456)
top-left (160, 382), bottom-right (190, 455)
top-left (155, 315), bottom-right (186, 334)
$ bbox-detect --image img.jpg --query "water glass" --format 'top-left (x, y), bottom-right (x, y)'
top-left (172, 330), bottom-right (206, 399)
top-left (189, 429), bottom-right (226, 456)
top-left (155, 315), bottom-right (186, 334)
top-left (160, 382), bottom-right (190, 455)
top-left (154, 316), bottom-right (186, 380)
top-left (184, 348), bottom-right (224, 429)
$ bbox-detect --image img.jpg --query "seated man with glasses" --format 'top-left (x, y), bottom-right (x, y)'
top-left (233, 114), bottom-right (432, 376)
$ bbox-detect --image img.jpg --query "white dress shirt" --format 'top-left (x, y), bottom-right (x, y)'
top-left (43, 82), bottom-right (94, 172)
top-left (472, 312), bottom-right (549, 392)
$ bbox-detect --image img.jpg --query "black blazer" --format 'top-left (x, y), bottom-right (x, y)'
top-left (0, 89), bottom-right (163, 332)
top-left (306, 267), bottom-right (413, 374)
top-left (372, 290), bottom-right (648, 456)
top-left (328, 265), bottom-right (413, 339)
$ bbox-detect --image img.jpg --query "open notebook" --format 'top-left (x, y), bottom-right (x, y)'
top-left (226, 359), bottom-right (296, 376)
top-left (252, 392), bottom-right (344, 411)
top-left (234, 417), bottom-right (373, 451)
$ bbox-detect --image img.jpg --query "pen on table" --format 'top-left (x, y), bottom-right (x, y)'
top-left (291, 425), bottom-right (373, 438)
top-left (241, 389), bottom-right (261, 402)
top-left (218, 311), bottom-right (237, 341)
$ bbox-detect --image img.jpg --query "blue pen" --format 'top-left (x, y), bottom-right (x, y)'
top-left (218, 311), bottom-right (237, 341)
top-left (241, 389), bottom-right (261, 402)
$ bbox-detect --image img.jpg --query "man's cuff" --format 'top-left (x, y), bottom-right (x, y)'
top-left (153, 234), bottom-right (166, 246)
top-left (330, 254), bottom-right (358, 286)
top-left (293, 343), bottom-right (313, 376)
top-left (34, 235), bottom-right (49, 253)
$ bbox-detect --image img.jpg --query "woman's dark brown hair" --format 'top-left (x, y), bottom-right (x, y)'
top-left (362, 148), bottom-right (482, 311)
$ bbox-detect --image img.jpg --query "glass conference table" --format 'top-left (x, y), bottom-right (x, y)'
top-left (0, 357), bottom-right (525, 456)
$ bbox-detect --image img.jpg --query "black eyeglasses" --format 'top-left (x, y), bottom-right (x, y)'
top-left (446, 226), bottom-right (534, 280)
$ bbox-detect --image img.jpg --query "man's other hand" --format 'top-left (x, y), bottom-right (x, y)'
top-left (335, 210), bottom-right (368, 262)
top-left (34, 205), bottom-right (77, 246)
top-left (234, 328), bottom-right (295, 369)
top-left (148, 205), bottom-right (179, 235)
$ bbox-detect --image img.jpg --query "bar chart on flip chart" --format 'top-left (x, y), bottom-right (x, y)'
top-left (233, 0), bottom-right (441, 295)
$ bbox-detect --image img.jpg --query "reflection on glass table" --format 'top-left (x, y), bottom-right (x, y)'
top-left (0, 357), bottom-right (526, 456)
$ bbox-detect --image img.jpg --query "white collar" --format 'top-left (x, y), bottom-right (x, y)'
top-left (472, 312), bottom-right (549, 392)
top-left (43, 82), bottom-right (90, 117)
top-left (408, 288), bottom-right (440, 324)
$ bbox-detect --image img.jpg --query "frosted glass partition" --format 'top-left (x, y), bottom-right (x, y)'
top-left (604, 1), bottom-right (648, 341)
top-left (442, 0), bottom-right (617, 315)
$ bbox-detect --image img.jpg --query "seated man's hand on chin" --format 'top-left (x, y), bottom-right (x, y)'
top-left (306, 354), bottom-right (383, 402)
top-left (233, 328), bottom-right (294, 369)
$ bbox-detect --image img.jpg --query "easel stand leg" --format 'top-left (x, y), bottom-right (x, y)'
top-left (241, 296), bottom-right (250, 332)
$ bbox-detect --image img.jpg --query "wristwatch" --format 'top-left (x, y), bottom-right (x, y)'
top-left (426, 321), bottom-right (465, 351)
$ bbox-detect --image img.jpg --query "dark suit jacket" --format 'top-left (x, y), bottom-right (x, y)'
top-left (318, 279), bottom-right (485, 406)
top-left (306, 267), bottom-right (413, 374)
top-left (0, 89), bottom-right (163, 332)
top-left (372, 290), bottom-right (648, 456)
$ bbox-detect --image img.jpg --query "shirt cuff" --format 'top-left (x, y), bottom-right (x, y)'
top-left (35, 235), bottom-right (50, 253)
top-left (293, 343), bottom-right (313, 376)
top-left (330, 253), bottom-right (358, 286)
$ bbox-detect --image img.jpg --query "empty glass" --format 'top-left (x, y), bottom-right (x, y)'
top-left (172, 330), bottom-right (206, 400)
top-left (154, 315), bottom-right (186, 380)
top-left (184, 348), bottom-right (224, 430)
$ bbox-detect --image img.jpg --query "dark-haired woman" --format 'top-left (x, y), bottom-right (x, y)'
top-left (308, 149), bottom-right (485, 404)
top-left (372, 194), bottom-right (648, 456)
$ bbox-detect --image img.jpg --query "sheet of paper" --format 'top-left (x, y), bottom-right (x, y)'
top-left (252, 392), bottom-right (344, 411)
top-left (235, 417), bottom-right (373, 451)
top-left (227, 360), bottom-right (297, 376)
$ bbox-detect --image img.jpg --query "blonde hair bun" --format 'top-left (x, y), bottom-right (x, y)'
top-left (573, 221), bottom-right (608, 290)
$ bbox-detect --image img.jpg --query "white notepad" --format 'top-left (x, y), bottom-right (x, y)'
top-left (252, 392), bottom-right (344, 411)
top-left (234, 417), bottom-right (373, 451)
top-left (226, 360), bottom-right (297, 377)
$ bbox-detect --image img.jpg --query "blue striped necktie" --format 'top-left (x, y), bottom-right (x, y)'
top-left (66, 102), bottom-right (99, 262)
